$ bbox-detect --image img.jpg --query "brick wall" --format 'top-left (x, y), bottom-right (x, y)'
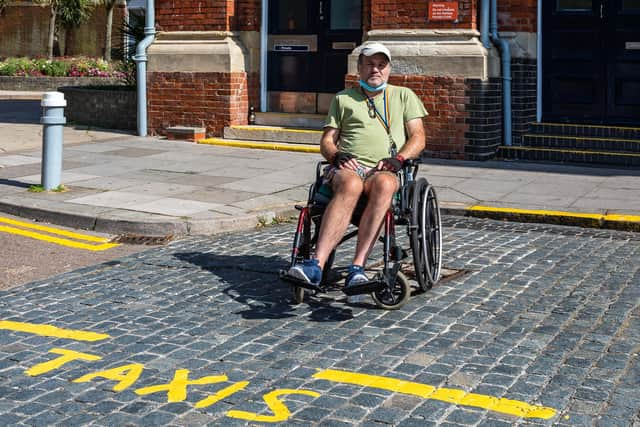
top-left (0, 4), bottom-right (125, 58)
top-left (369, 0), bottom-right (476, 30)
top-left (0, 76), bottom-right (124, 91)
top-left (147, 72), bottom-right (249, 137)
top-left (499, 0), bottom-right (537, 32)
top-left (511, 58), bottom-right (537, 145)
top-left (156, 0), bottom-right (231, 31)
top-left (235, 0), bottom-right (261, 31)
top-left (346, 74), bottom-right (470, 160)
top-left (59, 86), bottom-right (136, 131)
top-left (464, 78), bottom-right (502, 160)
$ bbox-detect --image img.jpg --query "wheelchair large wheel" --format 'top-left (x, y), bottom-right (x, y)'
top-left (371, 271), bottom-right (411, 310)
top-left (410, 179), bottom-right (443, 291)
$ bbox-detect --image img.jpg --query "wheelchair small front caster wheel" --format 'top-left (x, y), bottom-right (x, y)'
top-left (371, 272), bottom-right (410, 310)
top-left (291, 285), bottom-right (305, 304)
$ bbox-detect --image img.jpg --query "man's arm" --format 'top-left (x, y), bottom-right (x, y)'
top-left (320, 127), bottom-right (340, 162)
top-left (397, 117), bottom-right (426, 160)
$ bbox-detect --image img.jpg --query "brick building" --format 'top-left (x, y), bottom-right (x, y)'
top-left (143, 1), bottom-right (640, 163)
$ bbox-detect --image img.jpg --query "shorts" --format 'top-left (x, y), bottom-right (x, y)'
top-left (320, 165), bottom-right (374, 188)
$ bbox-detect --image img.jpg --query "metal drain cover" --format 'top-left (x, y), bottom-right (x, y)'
top-left (110, 234), bottom-right (173, 245)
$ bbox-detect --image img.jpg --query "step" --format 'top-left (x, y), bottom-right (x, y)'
top-left (529, 122), bottom-right (640, 140)
top-left (499, 146), bottom-right (640, 167)
top-left (254, 112), bottom-right (325, 129)
top-left (224, 125), bottom-right (322, 145)
top-left (521, 134), bottom-right (640, 153)
top-left (198, 137), bottom-right (321, 153)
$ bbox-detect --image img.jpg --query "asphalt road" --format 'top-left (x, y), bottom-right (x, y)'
top-left (0, 213), bottom-right (153, 290)
top-left (0, 217), bottom-right (638, 426)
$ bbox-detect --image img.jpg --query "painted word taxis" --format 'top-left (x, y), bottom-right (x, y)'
top-left (1, 320), bottom-right (557, 422)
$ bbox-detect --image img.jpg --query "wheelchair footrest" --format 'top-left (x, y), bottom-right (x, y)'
top-left (280, 271), bottom-right (322, 293)
top-left (342, 279), bottom-right (386, 296)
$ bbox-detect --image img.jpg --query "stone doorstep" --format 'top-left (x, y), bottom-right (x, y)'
top-left (166, 126), bottom-right (206, 142)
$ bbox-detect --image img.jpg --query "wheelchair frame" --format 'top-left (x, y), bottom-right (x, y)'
top-left (281, 159), bottom-right (442, 310)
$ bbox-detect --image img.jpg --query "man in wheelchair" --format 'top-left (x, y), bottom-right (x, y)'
top-left (287, 42), bottom-right (428, 293)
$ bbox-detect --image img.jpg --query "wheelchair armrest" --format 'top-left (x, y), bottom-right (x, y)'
top-left (315, 161), bottom-right (330, 183)
top-left (401, 158), bottom-right (420, 178)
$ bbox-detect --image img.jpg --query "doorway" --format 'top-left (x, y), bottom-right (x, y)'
top-left (542, 0), bottom-right (640, 124)
top-left (266, 0), bottom-right (363, 114)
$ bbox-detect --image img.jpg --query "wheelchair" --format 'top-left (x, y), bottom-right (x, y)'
top-left (280, 159), bottom-right (442, 310)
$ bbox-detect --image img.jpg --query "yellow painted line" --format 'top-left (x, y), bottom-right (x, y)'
top-left (541, 122), bottom-right (640, 131)
top-left (467, 205), bottom-right (640, 224)
top-left (603, 213), bottom-right (640, 223)
top-left (0, 216), bottom-right (110, 243)
top-left (467, 205), bottom-right (602, 220)
top-left (314, 369), bottom-right (556, 420)
top-left (500, 146), bottom-right (640, 157)
top-left (198, 138), bottom-right (321, 153)
top-left (523, 134), bottom-right (640, 143)
top-left (0, 320), bottom-right (110, 342)
top-left (0, 225), bottom-right (119, 251)
top-left (230, 125), bottom-right (322, 134)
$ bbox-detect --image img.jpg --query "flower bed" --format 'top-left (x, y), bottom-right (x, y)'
top-left (0, 56), bottom-right (131, 80)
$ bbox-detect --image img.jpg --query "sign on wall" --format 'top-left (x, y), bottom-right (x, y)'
top-left (428, 1), bottom-right (459, 21)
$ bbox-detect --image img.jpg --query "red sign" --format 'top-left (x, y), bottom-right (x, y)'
top-left (428, 1), bottom-right (459, 21)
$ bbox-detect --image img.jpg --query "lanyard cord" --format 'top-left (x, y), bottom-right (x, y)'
top-left (363, 88), bottom-right (391, 134)
top-left (362, 88), bottom-right (397, 156)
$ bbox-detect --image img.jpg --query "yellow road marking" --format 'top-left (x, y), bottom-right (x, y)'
top-left (0, 216), bottom-right (110, 242)
top-left (0, 225), bottom-right (119, 251)
top-left (467, 205), bottom-right (640, 224)
top-left (314, 369), bottom-right (556, 420)
top-left (467, 205), bottom-right (602, 220)
top-left (0, 320), bottom-right (110, 342)
top-left (0, 216), bottom-right (119, 251)
top-left (229, 125), bottom-right (322, 134)
top-left (500, 146), bottom-right (640, 157)
top-left (198, 138), bottom-right (321, 153)
top-left (604, 213), bottom-right (640, 223)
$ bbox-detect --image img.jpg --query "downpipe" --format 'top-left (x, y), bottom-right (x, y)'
top-left (133, 0), bottom-right (156, 137)
top-left (485, 0), bottom-right (512, 146)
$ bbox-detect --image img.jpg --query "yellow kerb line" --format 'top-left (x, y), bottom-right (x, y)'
top-left (0, 216), bottom-right (110, 242)
top-left (0, 320), bottom-right (110, 342)
top-left (467, 206), bottom-right (640, 223)
top-left (198, 138), bottom-right (321, 153)
top-left (314, 369), bottom-right (556, 420)
top-left (0, 216), bottom-right (119, 251)
top-left (0, 225), bottom-right (119, 251)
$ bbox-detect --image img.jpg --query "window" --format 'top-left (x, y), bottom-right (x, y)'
top-left (330, 0), bottom-right (361, 30)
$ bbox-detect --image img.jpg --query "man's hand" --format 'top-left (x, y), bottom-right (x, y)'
top-left (332, 151), bottom-right (356, 168)
top-left (377, 157), bottom-right (402, 173)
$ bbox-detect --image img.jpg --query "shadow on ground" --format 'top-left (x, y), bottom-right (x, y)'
top-left (0, 100), bottom-right (40, 124)
top-left (174, 252), bottom-right (355, 322)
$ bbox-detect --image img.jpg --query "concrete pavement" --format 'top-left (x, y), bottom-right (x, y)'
top-left (1, 96), bottom-right (639, 237)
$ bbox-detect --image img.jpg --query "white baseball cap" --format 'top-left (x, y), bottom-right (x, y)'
top-left (360, 43), bottom-right (391, 62)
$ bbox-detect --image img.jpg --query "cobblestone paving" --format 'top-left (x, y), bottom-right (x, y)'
top-left (0, 217), bottom-right (639, 426)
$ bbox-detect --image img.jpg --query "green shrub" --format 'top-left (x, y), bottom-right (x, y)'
top-left (41, 60), bottom-right (70, 77)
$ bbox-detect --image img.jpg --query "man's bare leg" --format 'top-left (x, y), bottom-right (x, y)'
top-left (352, 172), bottom-right (399, 267)
top-left (314, 170), bottom-right (363, 268)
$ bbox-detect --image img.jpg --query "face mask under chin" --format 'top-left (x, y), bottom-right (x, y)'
top-left (359, 79), bottom-right (387, 93)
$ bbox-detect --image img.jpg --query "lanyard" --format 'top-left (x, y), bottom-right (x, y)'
top-left (363, 88), bottom-right (397, 154)
top-left (363, 88), bottom-right (391, 134)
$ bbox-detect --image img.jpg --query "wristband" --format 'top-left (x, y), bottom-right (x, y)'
top-left (395, 154), bottom-right (406, 164)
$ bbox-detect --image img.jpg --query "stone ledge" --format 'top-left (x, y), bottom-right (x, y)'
top-left (350, 29), bottom-right (493, 79)
top-left (0, 76), bottom-right (124, 92)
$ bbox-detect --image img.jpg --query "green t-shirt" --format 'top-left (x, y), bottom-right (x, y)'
top-left (324, 85), bottom-right (428, 167)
